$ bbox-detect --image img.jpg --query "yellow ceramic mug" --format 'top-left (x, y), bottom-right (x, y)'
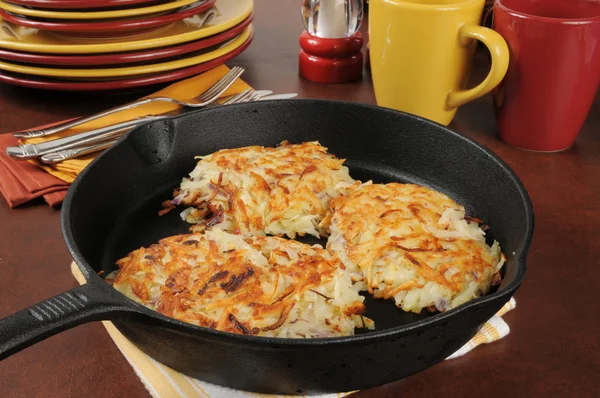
top-left (369, 0), bottom-right (509, 125)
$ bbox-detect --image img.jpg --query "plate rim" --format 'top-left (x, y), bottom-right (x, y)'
top-left (6, 0), bottom-right (166, 10)
top-left (0, 0), bottom-right (253, 54)
top-left (0, 30), bottom-right (253, 90)
top-left (0, 13), bottom-right (253, 66)
top-left (0, 0), bottom-right (215, 33)
top-left (0, 24), bottom-right (252, 77)
top-left (0, 0), bottom-right (200, 20)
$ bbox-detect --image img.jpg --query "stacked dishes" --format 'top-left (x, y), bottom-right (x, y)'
top-left (0, 0), bottom-right (254, 90)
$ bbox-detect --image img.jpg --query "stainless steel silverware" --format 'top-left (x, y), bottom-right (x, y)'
top-left (6, 116), bottom-right (166, 160)
top-left (12, 66), bottom-right (245, 139)
top-left (256, 93), bottom-right (298, 100)
top-left (40, 139), bottom-right (119, 164)
top-left (33, 90), bottom-right (288, 163)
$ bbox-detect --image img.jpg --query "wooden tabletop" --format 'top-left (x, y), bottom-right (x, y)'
top-left (1, 1), bottom-right (599, 396)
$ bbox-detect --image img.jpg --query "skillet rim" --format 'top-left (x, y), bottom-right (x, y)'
top-left (61, 99), bottom-right (534, 346)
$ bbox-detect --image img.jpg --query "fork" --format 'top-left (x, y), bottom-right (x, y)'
top-left (12, 66), bottom-right (245, 139)
top-left (36, 89), bottom-right (270, 164)
top-left (221, 88), bottom-right (264, 104)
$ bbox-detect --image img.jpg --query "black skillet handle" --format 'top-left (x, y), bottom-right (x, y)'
top-left (0, 282), bottom-right (134, 360)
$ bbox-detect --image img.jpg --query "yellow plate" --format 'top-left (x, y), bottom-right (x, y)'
top-left (0, 0), bottom-right (200, 20)
top-left (0, 0), bottom-right (253, 54)
top-left (0, 25), bottom-right (252, 78)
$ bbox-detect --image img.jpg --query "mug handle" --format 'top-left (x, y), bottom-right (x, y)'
top-left (446, 24), bottom-right (509, 109)
top-left (482, 6), bottom-right (494, 29)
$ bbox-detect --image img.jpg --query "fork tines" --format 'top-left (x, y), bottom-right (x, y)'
top-left (198, 66), bottom-right (245, 102)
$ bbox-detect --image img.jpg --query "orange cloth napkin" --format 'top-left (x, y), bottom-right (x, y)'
top-left (0, 132), bottom-right (69, 207)
top-left (0, 65), bottom-right (250, 207)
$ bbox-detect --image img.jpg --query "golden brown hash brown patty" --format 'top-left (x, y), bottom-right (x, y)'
top-left (112, 229), bottom-right (373, 338)
top-left (166, 141), bottom-right (359, 238)
top-left (326, 183), bottom-right (505, 314)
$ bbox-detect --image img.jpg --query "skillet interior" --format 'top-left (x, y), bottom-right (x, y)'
top-left (62, 99), bottom-right (532, 393)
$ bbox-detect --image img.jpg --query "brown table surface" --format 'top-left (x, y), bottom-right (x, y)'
top-left (1, 1), bottom-right (599, 397)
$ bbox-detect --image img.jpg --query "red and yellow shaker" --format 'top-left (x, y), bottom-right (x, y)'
top-left (299, 0), bottom-right (364, 83)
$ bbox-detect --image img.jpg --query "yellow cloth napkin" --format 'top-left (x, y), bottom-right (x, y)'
top-left (70, 262), bottom-right (516, 398)
top-left (22, 65), bottom-right (251, 183)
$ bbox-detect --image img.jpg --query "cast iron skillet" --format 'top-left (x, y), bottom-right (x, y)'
top-left (0, 100), bottom-right (533, 394)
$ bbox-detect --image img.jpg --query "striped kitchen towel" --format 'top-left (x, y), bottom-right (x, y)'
top-left (71, 262), bottom-right (516, 398)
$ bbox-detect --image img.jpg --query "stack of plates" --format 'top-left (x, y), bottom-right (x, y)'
top-left (0, 0), bottom-right (254, 90)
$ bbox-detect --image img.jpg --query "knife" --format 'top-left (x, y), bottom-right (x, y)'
top-left (5, 116), bottom-right (166, 160)
top-left (40, 139), bottom-right (120, 164)
top-left (258, 93), bottom-right (298, 101)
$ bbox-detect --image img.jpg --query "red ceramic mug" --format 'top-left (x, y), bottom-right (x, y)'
top-left (492, 0), bottom-right (600, 152)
